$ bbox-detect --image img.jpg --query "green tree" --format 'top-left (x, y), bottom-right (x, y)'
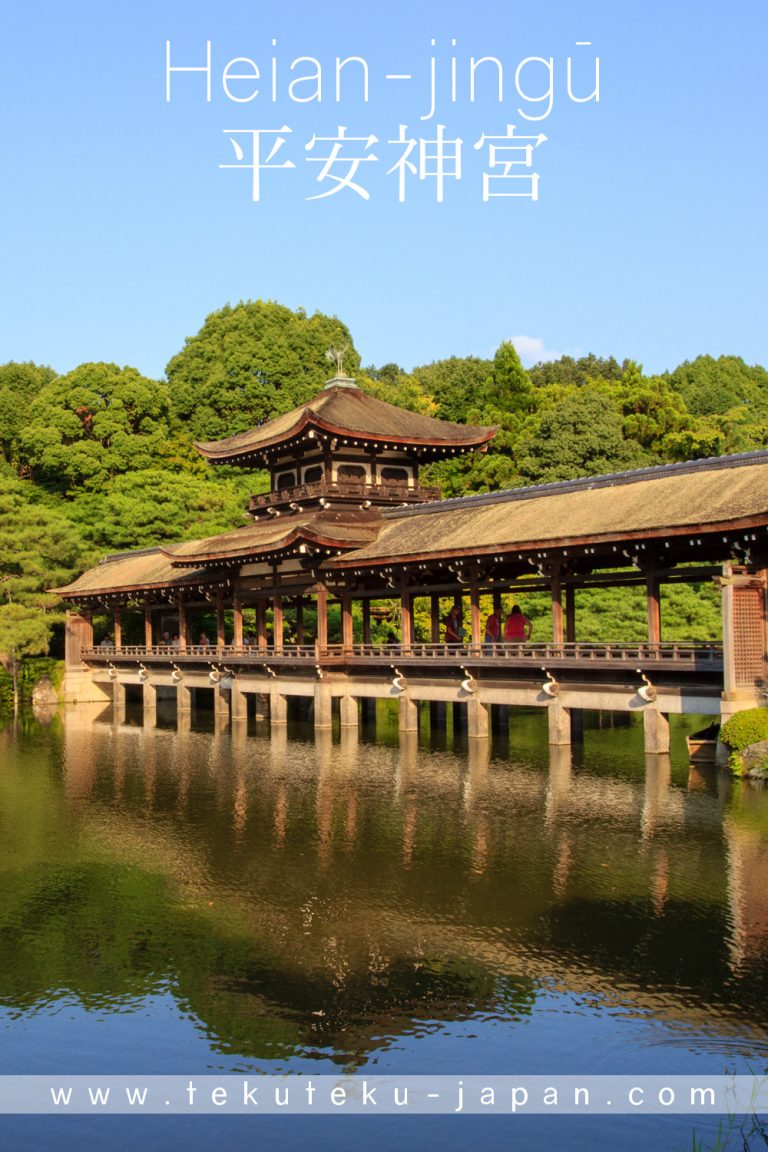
top-left (529, 353), bottom-right (628, 390)
top-left (409, 356), bottom-right (492, 423)
top-left (0, 361), bottom-right (57, 469)
top-left (71, 469), bottom-right (255, 551)
top-left (0, 603), bottom-right (50, 715)
top-left (20, 363), bottom-right (172, 491)
top-left (516, 390), bottom-right (647, 483)
top-left (666, 354), bottom-right (768, 418)
top-left (166, 300), bottom-right (361, 441)
top-left (0, 478), bottom-right (87, 711)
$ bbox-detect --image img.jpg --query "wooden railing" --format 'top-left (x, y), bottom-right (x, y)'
top-left (82, 640), bottom-right (724, 670)
top-left (248, 477), bottom-right (441, 511)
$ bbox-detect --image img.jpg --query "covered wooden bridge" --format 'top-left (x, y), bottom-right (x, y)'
top-left (56, 373), bottom-right (768, 753)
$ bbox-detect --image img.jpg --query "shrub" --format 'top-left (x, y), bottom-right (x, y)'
top-left (720, 708), bottom-right (768, 752)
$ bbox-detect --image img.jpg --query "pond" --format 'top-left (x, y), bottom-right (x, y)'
top-left (0, 702), bottom-right (766, 1151)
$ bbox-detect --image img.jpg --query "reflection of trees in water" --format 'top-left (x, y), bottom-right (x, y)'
top-left (0, 718), bottom-right (767, 1064)
top-left (0, 857), bottom-right (535, 1064)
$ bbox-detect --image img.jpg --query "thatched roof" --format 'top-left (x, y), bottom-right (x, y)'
top-left (326, 453), bottom-right (768, 568)
top-left (195, 382), bottom-right (496, 465)
top-left (165, 509), bottom-right (381, 567)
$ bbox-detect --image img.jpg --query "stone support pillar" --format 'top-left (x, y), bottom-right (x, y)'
top-left (113, 678), bottom-right (126, 709)
top-left (398, 695), bottom-right (419, 732)
top-left (467, 697), bottom-right (490, 739)
top-left (176, 679), bottom-right (192, 713)
top-left (548, 700), bottom-right (572, 746)
top-left (314, 680), bottom-right (333, 729)
top-left (340, 694), bottom-right (359, 728)
top-left (270, 686), bottom-right (288, 725)
top-left (142, 679), bottom-right (156, 713)
top-left (643, 707), bottom-right (670, 754)
top-left (230, 678), bottom-right (247, 721)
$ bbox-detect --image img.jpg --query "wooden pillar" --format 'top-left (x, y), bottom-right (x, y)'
top-left (469, 582), bottom-right (482, 646)
top-left (65, 610), bottom-right (93, 668)
top-left (295, 597), bottom-right (305, 644)
top-left (216, 589), bottom-right (226, 647)
top-left (315, 583), bottom-right (328, 651)
top-left (144, 604), bottom-right (153, 650)
top-left (256, 600), bottom-right (267, 650)
top-left (233, 594), bottom-right (243, 648)
top-left (492, 589), bottom-right (502, 614)
top-left (341, 590), bottom-right (353, 650)
top-left (362, 599), bottom-right (372, 645)
top-left (430, 594), bottom-right (441, 643)
top-left (113, 606), bottom-right (122, 650)
top-left (177, 595), bottom-right (187, 651)
top-left (400, 585), bottom-right (413, 648)
top-left (646, 572), bottom-right (661, 645)
top-left (551, 564), bottom-right (564, 645)
top-left (565, 585), bottom-right (576, 643)
top-left (273, 595), bottom-right (284, 651)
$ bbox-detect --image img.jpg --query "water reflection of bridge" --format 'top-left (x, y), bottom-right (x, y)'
top-left (58, 707), bottom-right (768, 1064)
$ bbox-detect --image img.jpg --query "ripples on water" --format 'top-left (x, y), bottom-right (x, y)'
top-left (0, 703), bottom-right (766, 1150)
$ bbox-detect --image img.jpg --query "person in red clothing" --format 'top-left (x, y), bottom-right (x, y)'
top-left (484, 607), bottom-right (503, 649)
top-left (504, 605), bottom-right (533, 643)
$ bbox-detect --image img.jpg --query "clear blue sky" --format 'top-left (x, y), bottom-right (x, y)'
top-left (1, 0), bottom-right (765, 379)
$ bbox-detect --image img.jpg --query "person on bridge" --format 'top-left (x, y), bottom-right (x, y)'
top-left (504, 605), bottom-right (533, 644)
top-left (445, 605), bottom-right (464, 645)
top-left (484, 607), bottom-right (503, 649)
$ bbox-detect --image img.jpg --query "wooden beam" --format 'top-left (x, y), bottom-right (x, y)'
top-left (144, 604), bottom-right (153, 649)
top-left (113, 607), bottom-right (122, 651)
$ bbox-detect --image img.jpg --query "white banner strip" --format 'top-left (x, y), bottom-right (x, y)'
top-left (0, 1076), bottom-right (765, 1115)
